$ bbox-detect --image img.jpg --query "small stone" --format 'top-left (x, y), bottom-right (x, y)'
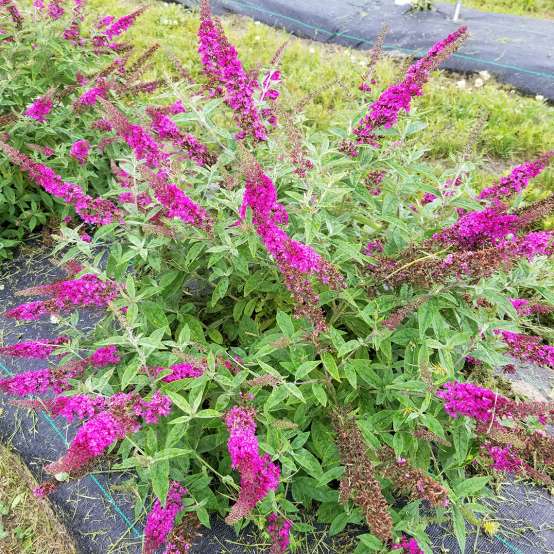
top-left (479, 70), bottom-right (491, 81)
top-left (510, 380), bottom-right (548, 402)
top-left (474, 78), bottom-right (484, 88)
top-left (456, 79), bottom-right (466, 89)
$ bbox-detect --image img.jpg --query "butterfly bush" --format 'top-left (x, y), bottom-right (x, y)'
top-left (0, 0), bottom-right (148, 257)
top-left (5, 274), bottom-right (119, 321)
top-left (143, 482), bottom-right (190, 554)
top-left (0, 345), bottom-right (120, 395)
top-left (2, 2), bottom-right (554, 552)
top-left (0, 336), bottom-right (68, 359)
top-left (225, 406), bottom-right (280, 523)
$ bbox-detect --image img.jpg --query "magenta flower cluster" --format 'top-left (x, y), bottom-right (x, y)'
top-left (392, 536), bottom-right (424, 554)
top-left (510, 298), bottom-right (552, 317)
top-left (146, 108), bottom-right (214, 167)
top-left (145, 168), bottom-right (212, 232)
top-left (0, 336), bottom-right (67, 359)
top-left (69, 139), bottom-right (90, 164)
top-left (153, 362), bottom-right (204, 383)
top-left (478, 151), bottom-right (554, 203)
top-left (77, 84), bottom-right (108, 107)
top-left (434, 206), bottom-right (520, 250)
top-left (240, 160), bottom-right (343, 331)
top-left (267, 513), bottom-right (292, 553)
top-left (437, 381), bottom-right (509, 425)
top-left (241, 162), bottom-right (343, 287)
top-left (225, 406), bottom-right (280, 523)
top-left (90, 345), bottom-right (120, 367)
top-left (364, 240), bottom-right (384, 256)
top-left (48, 394), bottom-right (107, 422)
top-left (143, 481), bottom-right (188, 554)
top-left (484, 444), bottom-right (523, 473)
top-left (496, 330), bottom-right (554, 368)
top-left (0, 140), bottom-right (122, 225)
top-left (45, 391), bottom-right (171, 476)
top-left (104, 8), bottom-right (144, 40)
top-left (352, 27), bottom-right (468, 149)
top-left (0, 345), bottom-right (120, 396)
top-left (198, 1), bottom-right (267, 141)
top-left (101, 100), bottom-right (169, 169)
top-left (437, 380), bottom-right (553, 428)
top-left (5, 274), bottom-right (119, 321)
top-left (46, 410), bottom-right (132, 474)
top-left (24, 96), bottom-right (53, 122)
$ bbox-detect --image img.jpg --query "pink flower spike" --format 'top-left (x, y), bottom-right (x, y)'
top-left (103, 7), bottom-right (146, 39)
top-left (70, 139), bottom-right (90, 165)
top-left (33, 481), bottom-right (59, 498)
top-left (0, 140), bottom-right (122, 226)
top-left (47, 1), bottom-right (64, 20)
top-left (25, 97), bottom-right (53, 123)
top-left (267, 513), bottom-right (292, 554)
top-left (48, 394), bottom-right (107, 422)
top-left (479, 151), bottom-right (554, 203)
top-left (133, 391), bottom-right (172, 424)
top-left (45, 410), bottom-right (134, 475)
top-left (0, 369), bottom-right (52, 396)
top-left (484, 444), bottom-right (524, 473)
top-left (351, 27), bottom-right (468, 151)
top-left (225, 406), bottom-right (280, 523)
top-left (4, 301), bottom-right (48, 320)
top-left (0, 337), bottom-right (68, 359)
top-left (392, 535), bottom-right (424, 554)
top-left (89, 345), bottom-right (120, 367)
top-left (143, 481), bottom-right (188, 554)
top-left (154, 362), bottom-right (204, 382)
top-left (198, 0), bottom-right (268, 141)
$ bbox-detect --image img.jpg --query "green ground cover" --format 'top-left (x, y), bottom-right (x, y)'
top-left (0, 443), bottom-right (76, 554)
top-left (444, 0), bottom-right (554, 20)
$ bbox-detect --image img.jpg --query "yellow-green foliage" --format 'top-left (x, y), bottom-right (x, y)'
top-left (444, 0), bottom-right (554, 19)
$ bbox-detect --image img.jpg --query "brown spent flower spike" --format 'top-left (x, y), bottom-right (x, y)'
top-left (333, 412), bottom-right (393, 542)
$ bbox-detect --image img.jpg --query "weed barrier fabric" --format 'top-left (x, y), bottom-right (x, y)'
top-left (0, 247), bottom-right (258, 553)
top-left (173, 0), bottom-right (554, 100)
top-left (0, 250), bottom-right (142, 554)
top-left (1, 246), bottom-right (554, 553)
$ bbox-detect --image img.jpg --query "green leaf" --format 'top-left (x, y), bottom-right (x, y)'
top-left (453, 505), bottom-right (467, 553)
top-left (454, 476), bottom-right (489, 498)
top-left (284, 382), bottom-right (306, 403)
top-left (121, 359), bottom-right (140, 390)
top-left (276, 310), bottom-right (295, 337)
top-left (357, 534), bottom-right (383, 551)
top-left (329, 512), bottom-right (349, 536)
top-left (322, 352), bottom-right (341, 381)
top-left (293, 448), bottom-right (323, 476)
top-left (266, 385), bottom-right (289, 410)
top-left (312, 383), bottom-right (327, 406)
top-left (195, 409), bottom-right (222, 419)
top-left (154, 448), bottom-right (192, 462)
top-left (418, 299), bottom-right (435, 339)
top-left (295, 360), bottom-right (320, 379)
top-left (151, 459), bottom-right (169, 506)
top-left (196, 506), bottom-right (211, 528)
top-left (166, 391), bottom-right (192, 414)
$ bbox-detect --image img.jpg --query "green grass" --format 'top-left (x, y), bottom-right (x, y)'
top-left (85, 0), bottom-right (554, 191)
top-left (444, 0), bottom-right (554, 20)
top-left (0, 443), bottom-right (76, 554)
